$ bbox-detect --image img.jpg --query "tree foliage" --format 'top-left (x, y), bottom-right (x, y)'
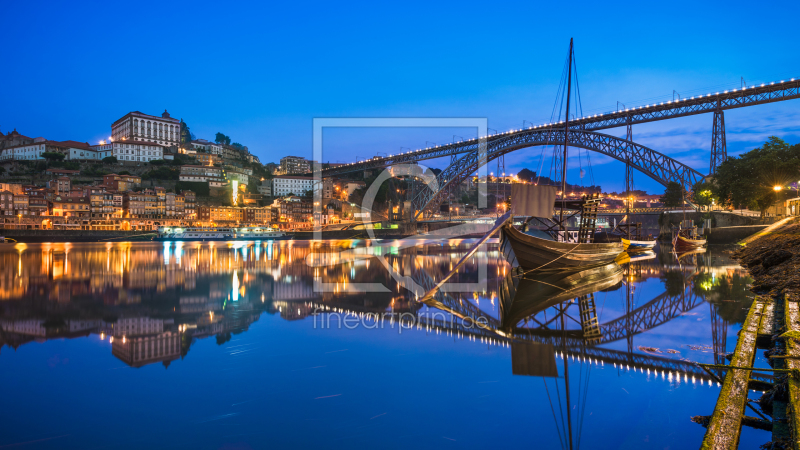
top-left (711, 137), bottom-right (800, 217)
top-left (102, 156), bottom-right (118, 164)
top-left (215, 132), bottom-right (231, 145)
top-left (141, 167), bottom-right (178, 180)
top-left (517, 168), bottom-right (537, 182)
top-left (41, 152), bottom-right (65, 161)
top-left (691, 180), bottom-right (716, 208)
top-left (82, 165), bottom-right (109, 177)
top-left (660, 182), bottom-right (685, 207)
top-left (175, 181), bottom-right (209, 197)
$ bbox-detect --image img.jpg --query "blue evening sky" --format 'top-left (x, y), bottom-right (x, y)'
top-left (3, 0), bottom-right (799, 193)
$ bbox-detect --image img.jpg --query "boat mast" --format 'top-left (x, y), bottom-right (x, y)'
top-left (562, 309), bottom-right (574, 450)
top-left (625, 153), bottom-right (631, 239)
top-left (559, 38), bottom-right (574, 237)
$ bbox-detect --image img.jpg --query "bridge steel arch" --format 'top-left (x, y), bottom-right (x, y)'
top-left (408, 129), bottom-right (705, 219)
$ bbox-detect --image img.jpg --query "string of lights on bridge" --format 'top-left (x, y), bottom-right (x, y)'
top-left (335, 77), bottom-right (798, 166)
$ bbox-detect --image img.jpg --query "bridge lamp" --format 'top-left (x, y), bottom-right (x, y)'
top-left (774, 185), bottom-right (783, 192)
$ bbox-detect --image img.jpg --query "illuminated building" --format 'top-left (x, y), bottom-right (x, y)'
top-left (112, 331), bottom-right (181, 368)
top-left (111, 110), bottom-right (180, 147)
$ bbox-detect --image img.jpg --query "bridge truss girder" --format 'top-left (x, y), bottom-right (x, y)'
top-left (409, 129), bottom-right (705, 218)
top-left (710, 106), bottom-right (727, 175)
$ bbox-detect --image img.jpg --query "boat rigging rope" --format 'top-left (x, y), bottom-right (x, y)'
top-left (552, 371), bottom-right (570, 450)
top-left (517, 240), bottom-right (583, 275)
top-left (543, 377), bottom-right (567, 450)
top-left (577, 361), bottom-right (592, 449)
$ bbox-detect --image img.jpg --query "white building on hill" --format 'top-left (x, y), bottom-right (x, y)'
top-left (111, 110), bottom-right (180, 147)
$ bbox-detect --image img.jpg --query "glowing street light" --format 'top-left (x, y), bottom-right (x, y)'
top-left (774, 185), bottom-right (783, 191)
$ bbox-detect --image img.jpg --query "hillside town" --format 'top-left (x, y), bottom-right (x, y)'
top-left (0, 109), bottom-right (675, 233)
top-left (0, 110), bottom-right (335, 231)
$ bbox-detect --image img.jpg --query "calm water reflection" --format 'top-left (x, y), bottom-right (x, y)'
top-left (0, 240), bottom-right (758, 449)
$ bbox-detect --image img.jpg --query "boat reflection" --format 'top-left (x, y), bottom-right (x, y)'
top-left (498, 262), bottom-right (623, 334)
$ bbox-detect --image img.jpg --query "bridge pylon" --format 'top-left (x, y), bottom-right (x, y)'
top-left (710, 101), bottom-right (727, 175)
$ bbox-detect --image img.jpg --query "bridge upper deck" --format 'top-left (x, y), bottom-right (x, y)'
top-left (316, 78), bottom-right (800, 177)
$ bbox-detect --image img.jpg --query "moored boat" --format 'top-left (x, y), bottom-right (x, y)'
top-left (621, 238), bottom-right (657, 252)
top-left (501, 220), bottom-right (624, 272)
top-left (154, 226), bottom-right (292, 241)
top-left (672, 227), bottom-right (706, 249)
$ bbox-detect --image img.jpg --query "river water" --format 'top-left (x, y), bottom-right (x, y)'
top-left (0, 240), bottom-right (761, 449)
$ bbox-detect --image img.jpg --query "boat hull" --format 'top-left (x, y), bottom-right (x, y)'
top-left (501, 224), bottom-right (624, 272)
top-left (672, 234), bottom-right (706, 249)
top-left (622, 238), bottom-right (657, 251)
top-left (500, 262), bottom-right (624, 325)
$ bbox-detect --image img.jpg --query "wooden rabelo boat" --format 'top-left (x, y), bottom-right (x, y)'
top-left (501, 217), bottom-right (624, 272)
top-left (672, 227), bottom-right (706, 250)
top-left (496, 37), bottom-right (623, 273)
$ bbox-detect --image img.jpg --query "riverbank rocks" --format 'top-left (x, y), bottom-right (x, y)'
top-left (734, 223), bottom-right (800, 295)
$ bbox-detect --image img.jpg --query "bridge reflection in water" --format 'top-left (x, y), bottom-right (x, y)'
top-left (0, 240), bottom-right (753, 392)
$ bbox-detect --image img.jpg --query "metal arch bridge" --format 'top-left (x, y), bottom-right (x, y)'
top-left (412, 129), bottom-right (706, 218)
top-left (315, 77), bottom-right (800, 216)
top-left (319, 129), bottom-right (703, 219)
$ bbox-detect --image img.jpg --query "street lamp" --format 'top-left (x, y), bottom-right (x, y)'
top-left (774, 185), bottom-right (783, 191)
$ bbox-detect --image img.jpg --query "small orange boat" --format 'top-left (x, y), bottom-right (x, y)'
top-left (672, 227), bottom-right (706, 250)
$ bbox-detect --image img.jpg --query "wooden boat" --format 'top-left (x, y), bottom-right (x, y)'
top-left (501, 221), bottom-right (624, 272)
top-left (497, 37), bottom-right (623, 273)
top-left (614, 250), bottom-right (656, 266)
top-left (674, 246), bottom-right (707, 263)
top-left (672, 227), bottom-right (706, 249)
top-left (621, 237), bottom-right (657, 252)
top-left (499, 261), bottom-right (623, 326)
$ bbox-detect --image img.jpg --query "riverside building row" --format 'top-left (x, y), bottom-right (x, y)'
top-left (0, 179), bottom-right (334, 230)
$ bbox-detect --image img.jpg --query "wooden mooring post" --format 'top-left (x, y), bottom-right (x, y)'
top-left (782, 294), bottom-right (800, 450)
top-left (699, 298), bottom-right (767, 449)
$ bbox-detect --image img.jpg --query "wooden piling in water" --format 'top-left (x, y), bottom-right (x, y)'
top-left (783, 294), bottom-right (800, 450)
top-left (700, 298), bottom-right (765, 450)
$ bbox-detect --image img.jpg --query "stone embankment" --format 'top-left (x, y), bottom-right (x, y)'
top-left (696, 218), bottom-right (800, 449)
top-left (658, 211), bottom-right (779, 244)
top-left (734, 219), bottom-right (800, 296)
top-left (1, 229), bottom-right (156, 243)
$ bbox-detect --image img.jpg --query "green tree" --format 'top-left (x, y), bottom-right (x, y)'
top-left (659, 181), bottom-right (685, 207)
top-left (180, 119), bottom-right (192, 145)
top-left (215, 132), bottom-right (231, 145)
top-left (102, 156), bottom-right (118, 164)
top-left (42, 152), bottom-right (65, 162)
top-left (141, 167), bottom-right (178, 180)
top-left (517, 168), bottom-right (537, 182)
top-left (692, 180), bottom-right (716, 208)
top-left (711, 136), bottom-right (800, 218)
